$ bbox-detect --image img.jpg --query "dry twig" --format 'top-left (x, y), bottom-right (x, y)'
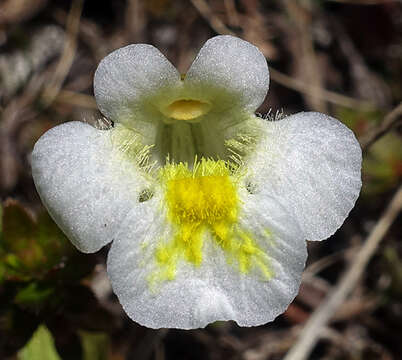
top-left (326, 0), bottom-right (398, 4)
top-left (125, 0), bottom-right (146, 42)
top-left (284, 185), bottom-right (402, 360)
top-left (304, 245), bottom-right (360, 276)
top-left (40, 0), bottom-right (83, 107)
top-left (0, 0), bottom-right (48, 25)
top-left (190, 0), bottom-right (235, 35)
top-left (55, 90), bottom-right (97, 109)
top-left (223, 0), bottom-right (240, 27)
top-left (269, 67), bottom-right (375, 110)
top-left (283, 0), bottom-right (328, 113)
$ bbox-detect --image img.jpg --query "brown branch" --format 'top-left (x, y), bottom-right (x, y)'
top-left (360, 102), bottom-right (402, 150)
top-left (189, 0), bottom-right (236, 36)
top-left (283, 0), bottom-right (328, 113)
top-left (223, 0), bottom-right (240, 27)
top-left (55, 90), bottom-right (97, 109)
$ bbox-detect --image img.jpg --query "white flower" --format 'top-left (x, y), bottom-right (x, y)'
top-left (31, 35), bottom-right (362, 329)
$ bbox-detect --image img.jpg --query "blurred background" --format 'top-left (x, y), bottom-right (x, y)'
top-left (0, 0), bottom-right (402, 359)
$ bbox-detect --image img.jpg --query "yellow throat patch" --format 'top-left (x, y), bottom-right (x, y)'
top-left (151, 159), bottom-right (273, 283)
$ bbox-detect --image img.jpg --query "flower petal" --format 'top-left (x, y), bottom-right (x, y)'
top-left (248, 112), bottom-right (362, 241)
top-left (31, 122), bottom-right (151, 253)
top-left (94, 44), bottom-right (181, 126)
top-left (185, 35), bottom-right (269, 112)
top-left (107, 191), bottom-right (306, 329)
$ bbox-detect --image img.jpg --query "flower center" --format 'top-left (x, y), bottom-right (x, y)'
top-left (162, 99), bottom-right (211, 121)
top-left (148, 159), bottom-right (273, 284)
top-left (169, 175), bottom-right (237, 222)
top-left (163, 159), bottom-right (238, 229)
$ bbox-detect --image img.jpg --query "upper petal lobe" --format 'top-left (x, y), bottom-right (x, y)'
top-left (94, 44), bottom-right (181, 126)
top-left (185, 35), bottom-right (269, 112)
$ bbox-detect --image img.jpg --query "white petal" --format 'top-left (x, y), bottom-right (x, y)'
top-left (107, 191), bottom-right (306, 329)
top-left (94, 44), bottom-right (181, 126)
top-left (31, 122), bottom-right (152, 253)
top-left (248, 112), bottom-right (362, 241)
top-left (185, 35), bottom-right (269, 112)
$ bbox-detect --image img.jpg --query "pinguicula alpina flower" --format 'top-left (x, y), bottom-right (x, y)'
top-left (31, 35), bottom-right (362, 329)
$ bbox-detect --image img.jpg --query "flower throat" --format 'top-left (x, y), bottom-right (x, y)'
top-left (149, 159), bottom-right (273, 284)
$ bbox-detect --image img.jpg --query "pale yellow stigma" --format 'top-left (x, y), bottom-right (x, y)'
top-left (150, 159), bottom-right (273, 284)
top-left (162, 99), bottom-right (211, 121)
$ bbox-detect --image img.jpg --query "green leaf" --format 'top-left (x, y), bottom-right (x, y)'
top-left (336, 107), bottom-right (383, 138)
top-left (1, 200), bottom-right (45, 280)
top-left (0, 199), bottom-right (94, 282)
top-left (2, 199), bottom-right (36, 253)
top-left (362, 133), bottom-right (402, 196)
top-left (79, 330), bottom-right (110, 360)
top-left (14, 282), bottom-right (54, 308)
top-left (17, 325), bottom-right (61, 360)
top-left (36, 211), bottom-right (71, 256)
